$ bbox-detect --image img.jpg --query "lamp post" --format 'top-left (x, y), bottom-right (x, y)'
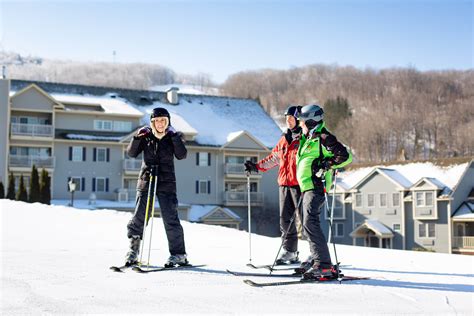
top-left (68, 179), bottom-right (77, 207)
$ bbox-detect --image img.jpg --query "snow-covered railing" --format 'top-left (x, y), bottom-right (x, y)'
top-left (224, 191), bottom-right (263, 205)
top-left (123, 159), bottom-right (142, 171)
top-left (11, 123), bottom-right (53, 137)
top-left (9, 155), bottom-right (55, 168)
top-left (452, 236), bottom-right (474, 249)
top-left (225, 163), bottom-right (246, 174)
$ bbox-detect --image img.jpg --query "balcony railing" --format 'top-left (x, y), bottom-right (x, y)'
top-left (9, 155), bottom-right (55, 168)
top-left (117, 189), bottom-right (137, 202)
top-left (11, 123), bottom-right (53, 138)
top-left (223, 191), bottom-right (264, 205)
top-left (123, 159), bottom-right (142, 171)
top-left (452, 236), bottom-right (474, 249)
top-left (224, 163), bottom-right (246, 175)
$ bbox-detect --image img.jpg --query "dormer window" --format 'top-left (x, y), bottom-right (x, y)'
top-left (416, 191), bottom-right (434, 207)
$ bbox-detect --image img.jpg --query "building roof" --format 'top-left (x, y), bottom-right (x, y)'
top-left (339, 162), bottom-right (470, 195)
top-left (187, 205), bottom-right (241, 222)
top-left (452, 201), bottom-right (474, 221)
top-left (11, 80), bottom-right (281, 148)
top-left (350, 220), bottom-right (394, 238)
top-left (55, 129), bottom-right (130, 142)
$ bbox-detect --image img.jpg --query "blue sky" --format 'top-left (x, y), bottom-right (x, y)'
top-left (0, 0), bottom-right (472, 83)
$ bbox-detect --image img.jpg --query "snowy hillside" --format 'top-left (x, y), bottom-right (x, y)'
top-left (1, 200), bottom-right (473, 314)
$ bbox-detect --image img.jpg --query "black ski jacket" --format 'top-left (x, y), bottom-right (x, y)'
top-left (127, 131), bottom-right (187, 192)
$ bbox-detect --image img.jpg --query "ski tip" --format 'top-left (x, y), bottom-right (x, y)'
top-left (243, 279), bottom-right (259, 287)
top-left (109, 266), bottom-right (124, 273)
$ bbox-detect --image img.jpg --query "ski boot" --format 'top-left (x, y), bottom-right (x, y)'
top-left (275, 250), bottom-right (300, 265)
top-left (302, 263), bottom-right (336, 280)
top-left (164, 254), bottom-right (188, 268)
top-left (125, 235), bottom-right (141, 266)
top-left (294, 256), bottom-right (314, 274)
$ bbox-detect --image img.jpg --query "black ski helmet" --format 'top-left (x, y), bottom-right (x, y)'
top-left (150, 107), bottom-right (171, 125)
top-left (299, 104), bottom-right (324, 130)
top-left (284, 105), bottom-right (302, 126)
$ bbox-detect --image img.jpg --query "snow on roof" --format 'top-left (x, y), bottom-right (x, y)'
top-left (379, 168), bottom-right (413, 189)
top-left (150, 84), bottom-right (205, 95)
top-left (338, 162), bottom-right (469, 193)
top-left (51, 93), bottom-right (143, 116)
top-left (227, 130), bottom-right (245, 143)
top-left (352, 219), bottom-right (394, 237)
top-left (135, 97), bottom-right (281, 147)
top-left (187, 205), bottom-right (241, 222)
top-left (452, 202), bottom-right (474, 220)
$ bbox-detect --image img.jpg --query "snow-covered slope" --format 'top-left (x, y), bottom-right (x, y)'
top-left (1, 200), bottom-right (473, 314)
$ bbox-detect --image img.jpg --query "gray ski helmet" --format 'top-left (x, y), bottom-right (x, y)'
top-left (299, 104), bottom-right (324, 123)
top-left (150, 107), bottom-right (171, 125)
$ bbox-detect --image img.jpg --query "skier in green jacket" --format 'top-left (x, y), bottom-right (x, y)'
top-left (295, 104), bottom-right (352, 280)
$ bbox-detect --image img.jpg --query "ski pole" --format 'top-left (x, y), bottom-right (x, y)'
top-left (146, 165), bottom-right (159, 268)
top-left (247, 171), bottom-right (252, 263)
top-left (325, 169), bottom-right (341, 281)
top-left (269, 193), bottom-right (303, 274)
top-left (139, 167), bottom-right (155, 267)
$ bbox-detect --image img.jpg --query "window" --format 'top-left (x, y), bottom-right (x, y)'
top-left (69, 177), bottom-right (85, 192)
top-left (225, 156), bottom-right (257, 164)
top-left (368, 194), bottom-right (375, 207)
top-left (355, 194), bottom-right (362, 207)
top-left (334, 223), bottom-right (344, 237)
top-left (392, 193), bottom-right (400, 207)
top-left (380, 193), bottom-right (387, 207)
top-left (197, 152), bottom-right (210, 166)
top-left (113, 121), bottom-right (132, 132)
top-left (419, 223), bottom-right (435, 238)
top-left (416, 191), bottom-right (434, 207)
top-left (95, 178), bottom-right (107, 192)
top-left (94, 120), bottom-right (113, 131)
top-left (425, 192), bottom-right (434, 206)
top-left (72, 146), bottom-right (83, 162)
top-left (196, 180), bottom-right (211, 194)
top-left (97, 148), bottom-right (107, 162)
top-left (327, 195), bottom-right (344, 219)
top-left (393, 224), bottom-right (401, 232)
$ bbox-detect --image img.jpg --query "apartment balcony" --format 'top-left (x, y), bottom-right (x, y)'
top-left (116, 189), bottom-right (137, 203)
top-left (11, 123), bottom-right (54, 140)
top-left (9, 155), bottom-right (55, 171)
top-left (223, 191), bottom-right (264, 206)
top-left (123, 158), bottom-right (142, 175)
top-left (224, 163), bottom-right (261, 178)
top-left (452, 236), bottom-right (474, 254)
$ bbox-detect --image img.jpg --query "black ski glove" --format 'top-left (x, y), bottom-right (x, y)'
top-left (244, 161), bottom-right (259, 174)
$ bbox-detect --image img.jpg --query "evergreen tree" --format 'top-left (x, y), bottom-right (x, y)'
top-left (6, 172), bottom-right (16, 200)
top-left (16, 175), bottom-right (28, 202)
top-left (39, 169), bottom-right (51, 205)
top-left (323, 96), bottom-right (352, 131)
top-left (0, 181), bottom-right (4, 199)
top-left (29, 165), bottom-right (41, 203)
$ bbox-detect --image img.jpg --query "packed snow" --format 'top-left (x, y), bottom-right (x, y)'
top-left (1, 199), bottom-right (473, 314)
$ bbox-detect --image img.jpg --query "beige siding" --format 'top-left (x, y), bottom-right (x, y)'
top-left (11, 88), bottom-right (55, 111)
top-left (0, 80), bottom-right (10, 182)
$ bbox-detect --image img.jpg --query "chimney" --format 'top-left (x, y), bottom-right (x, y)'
top-left (166, 87), bottom-right (179, 105)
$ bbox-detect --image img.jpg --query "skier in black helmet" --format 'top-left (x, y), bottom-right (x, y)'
top-left (295, 104), bottom-right (352, 279)
top-left (244, 105), bottom-right (303, 265)
top-left (125, 107), bottom-right (188, 267)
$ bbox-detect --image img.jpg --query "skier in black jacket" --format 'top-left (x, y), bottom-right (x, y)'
top-left (125, 107), bottom-right (188, 267)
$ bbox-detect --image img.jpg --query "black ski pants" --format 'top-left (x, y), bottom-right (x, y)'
top-left (279, 185), bottom-right (301, 252)
top-left (127, 190), bottom-right (186, 255)
top-left (301, 190), bottom-right (332, 267)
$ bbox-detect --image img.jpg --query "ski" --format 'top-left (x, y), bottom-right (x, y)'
top-left (227, 269), bottom-right (302, 278)
top-left (246, 263), bottom-right (299, 271)
top-left (109, 264), bottom-right (137, 273)
top-left (243, 276), bottom-right (370, 287)
top-left (132, 264), bottom-right (206, 274)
